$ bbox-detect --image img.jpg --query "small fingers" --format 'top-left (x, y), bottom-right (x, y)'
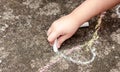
top-left (47, 31), bottom-right (60, 46)
top-left (57, 35), bottom-right (70, 48)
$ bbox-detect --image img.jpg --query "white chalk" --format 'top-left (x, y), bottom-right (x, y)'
top-left (53, 39), bottom-right (96, 65)
top-left (80, 22), bottom-right (89, 28)
top-left (53, 39), bottom-right (58, 52)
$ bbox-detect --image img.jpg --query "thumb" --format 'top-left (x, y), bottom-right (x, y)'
top-left (57, 35), bottom-right (70, 48)
top-left (47, 31), bottom-right (60, 45)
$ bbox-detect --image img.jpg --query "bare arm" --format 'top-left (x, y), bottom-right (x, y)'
top-left (70, 0), bottom-right (120, 27)
top-left (47, 0), bottom-right (120, 48)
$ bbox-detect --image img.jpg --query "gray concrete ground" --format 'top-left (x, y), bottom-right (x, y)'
top-left (0, 0), bottom-right (120, 72)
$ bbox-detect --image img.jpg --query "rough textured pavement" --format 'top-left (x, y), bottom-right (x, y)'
top-left (0, 0), bottom-right (120, 72)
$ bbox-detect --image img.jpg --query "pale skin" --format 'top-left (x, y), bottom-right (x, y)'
top-left (47, 0), bottom-right (120, 48)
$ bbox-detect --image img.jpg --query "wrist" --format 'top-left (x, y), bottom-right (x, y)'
top-left (68, 13), bottom-right (85, 27)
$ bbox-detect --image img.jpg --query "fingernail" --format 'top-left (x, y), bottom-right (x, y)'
top-left (47, 37), bottom-right (51, 42)
top-left (57, 45), bottom-right (60, 48)
top-left (47, 32), bottom-right (49, 36)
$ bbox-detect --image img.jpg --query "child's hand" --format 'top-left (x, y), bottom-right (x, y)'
top-left (47, 14), bottom-right (81, 48)
top-left (47, 0), bottom-right (119, 48)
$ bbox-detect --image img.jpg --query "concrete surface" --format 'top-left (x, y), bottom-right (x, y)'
top-left (0, 0), bottom-right (120, 72)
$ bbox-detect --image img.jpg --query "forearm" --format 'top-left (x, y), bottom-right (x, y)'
top-left (69, 0), bottom-right (120, 26)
